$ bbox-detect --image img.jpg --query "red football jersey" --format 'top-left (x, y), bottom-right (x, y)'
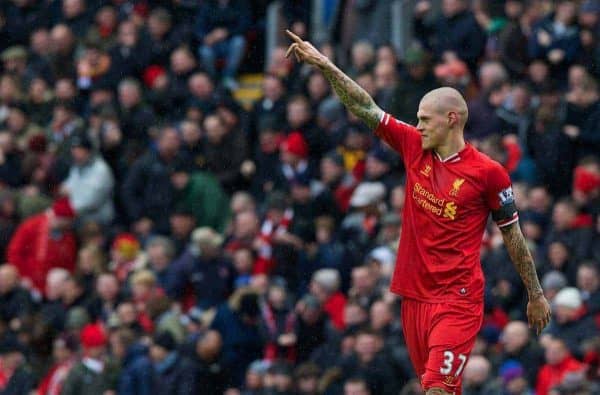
top-left (376, 113), bottom-right (518, 303)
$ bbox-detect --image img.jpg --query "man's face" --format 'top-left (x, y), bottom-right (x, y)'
top-left (287, 101), bottom-right (310, 128)
top-left (344, 382), bottom-right (370, 395)
top-left (158, 129), bottom-right (180, 157)
top-left (416, 99), bottom-right (449, 150)
top-left (71, 146), bottom-right (90, 165)
top-left (442, 0), bottom-right (464, 17)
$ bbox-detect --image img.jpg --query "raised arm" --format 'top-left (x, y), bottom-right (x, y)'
top-left (500, 222), bottom-right (551, 334)
top-left (285, 30), bottom-right (383, 129)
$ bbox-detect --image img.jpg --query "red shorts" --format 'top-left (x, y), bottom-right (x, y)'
top-left (401, 298), bottom-right (484, 395)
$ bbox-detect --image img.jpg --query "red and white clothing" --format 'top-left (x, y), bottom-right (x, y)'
top-left (375, 113), bottom-right (519, 394)
top-left (376, 112), bottom-right (518, 304)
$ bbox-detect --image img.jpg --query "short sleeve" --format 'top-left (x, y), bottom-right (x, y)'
top-left (374, 113), bottom-right (422, 165)
top-left (485, 162), bottom-right (519, 227)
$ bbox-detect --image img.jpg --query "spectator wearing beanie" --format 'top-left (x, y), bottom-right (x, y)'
top-left (7, 197), bottom-right (77, 294)
top-left (543, 287), bottom-right (598, 357)
top-left (274, 131), bottom-right (314, 192)
top-left (150, 331), bottom-right (198, 395)
top-left (61, 323), bottom-right (118, 395)
top-left (108, 233), bottom-right (144, 285)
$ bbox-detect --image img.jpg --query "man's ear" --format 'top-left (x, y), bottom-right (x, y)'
top-left (447, 111), bottom-right (458, 127)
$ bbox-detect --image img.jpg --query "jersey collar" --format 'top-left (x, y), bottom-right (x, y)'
top-left (434, 144), bottom-right (470, 163)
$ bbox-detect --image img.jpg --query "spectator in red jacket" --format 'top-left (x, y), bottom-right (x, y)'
top-left (536, 337), bottom-right (585, 395)
top-left (7, 197), bottom-right (77, 294)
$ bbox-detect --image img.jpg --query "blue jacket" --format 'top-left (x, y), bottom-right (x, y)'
top-left (118, 343), bottom-right (152, 395)
top-left (210, 304), bottom-right (263, 388)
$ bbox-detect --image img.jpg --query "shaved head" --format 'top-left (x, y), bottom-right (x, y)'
top-left (416, 87), bottom-right (469, 154)
top-left (421, 87), bottom-right (468, 128)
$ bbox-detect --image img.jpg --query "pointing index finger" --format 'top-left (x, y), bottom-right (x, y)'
top-left (286, 29), bottom-right (303, 44)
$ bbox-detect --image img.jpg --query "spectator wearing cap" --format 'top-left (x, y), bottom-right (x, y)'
top-left (414, 0), bottom-right (486, 68)
top-left (169, 227), bottom-right (233, 310)
top-left (75, 38), bottom-right (112, 92)
top-left (210, 290), bottom-right (264, 388)
top-left (37, 334), bottom-right (79, 395)
top-left (544, 287), bottom-right (598, 357)
top-left (121, 125), bottom-right (184, 235)
top-left (497, 321), bottom-right (545, 386)
top-left (535, 337), bottom-right (585, 395)
top-left (310, 268), bottom-right (346, 331)
top-left (61, 131), bottom-right (115, 226)
top-left (172, 165), bottom-right (231, 233)
top-left (203, 114), bottom-right (248, 194)
top-left (0, 337), bottom-right (34, 395)
top-left (7, 197), bottom-right (77, 294)
top-left (0, 265), bottom-right (34, 331)
top-left (263, 361), bottom-right (295, 394)
top-left (62, 323), bottom-right (118, 395)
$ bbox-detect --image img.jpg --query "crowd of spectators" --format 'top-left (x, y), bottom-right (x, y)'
top-left (0, 0), bottom-right (599, 394)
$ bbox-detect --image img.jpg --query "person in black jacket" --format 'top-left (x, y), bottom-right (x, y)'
top-left (414, 0), bottom-right (486, 69)
top-left (121, 126), bottom-right (184, 235)
top-left (150, 331), bottom-right (198, 395)
top-left (194, 0), bottom-right (252, 89)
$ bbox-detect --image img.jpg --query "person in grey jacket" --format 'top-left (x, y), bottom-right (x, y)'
top-left (62, 132), bottom-right (115, 226)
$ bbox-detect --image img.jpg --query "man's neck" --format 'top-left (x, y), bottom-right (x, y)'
top-left (435, 138), bottom-right (466, 161)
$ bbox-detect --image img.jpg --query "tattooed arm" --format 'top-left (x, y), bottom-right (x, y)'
top-left (500, 222), bottom-right (551, 334)
top-left (285, 30), bottom-right (383, 129)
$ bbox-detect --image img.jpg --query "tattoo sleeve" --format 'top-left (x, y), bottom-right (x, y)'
top-left (500, 222), bottom-right (543, 299)
top-left (317, 60), bottom-right (383, 130)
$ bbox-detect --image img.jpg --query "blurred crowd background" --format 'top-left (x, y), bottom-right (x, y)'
top-left (0, 0), bottom-right (599, 394)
